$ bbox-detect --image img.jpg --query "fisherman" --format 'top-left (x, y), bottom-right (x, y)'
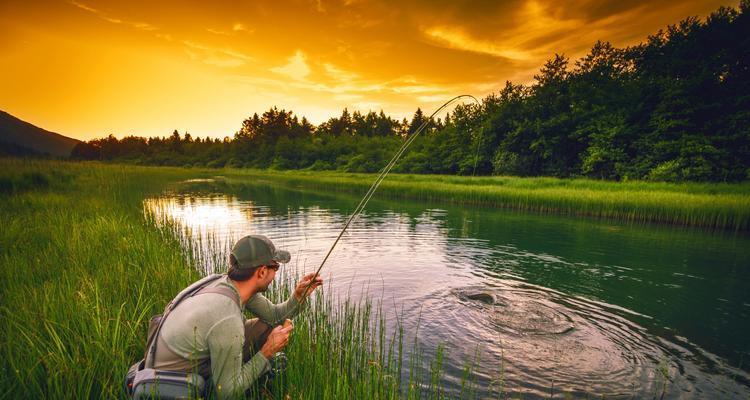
top-left (146, 234), bottom-right (323, 399)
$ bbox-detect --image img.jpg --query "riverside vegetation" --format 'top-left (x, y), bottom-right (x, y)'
top-left (0, 159), bottom-right (482, 399)
top-left (1, 159), bottom-right (748, 398)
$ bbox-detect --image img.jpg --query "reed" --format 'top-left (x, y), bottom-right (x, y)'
top-left (222, 169), bottom-right (750, 231)
top-left (0, 158), bottom-right (476, 399)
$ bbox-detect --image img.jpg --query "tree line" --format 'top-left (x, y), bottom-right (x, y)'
top-left (73, 2), bottom-right (749, 182)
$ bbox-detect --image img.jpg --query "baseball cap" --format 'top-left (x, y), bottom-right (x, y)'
top-left (230, 235), bottom-right (291, 269)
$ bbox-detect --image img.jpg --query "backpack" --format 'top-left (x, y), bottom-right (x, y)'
top-left (124, 274), bottom-right (239, 399)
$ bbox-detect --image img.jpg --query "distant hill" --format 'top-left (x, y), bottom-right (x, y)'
top-left (0, 110), bottom-right (80, 157)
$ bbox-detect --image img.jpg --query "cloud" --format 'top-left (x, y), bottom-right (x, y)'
top-left (132, 22), bottom-right (157, 31)
top-left (420, 1), bottom-right (589, 63)
top-left (206, 23), bottom-right (252, 36)
top-left (423, 26), bottom-right (532, 61)
top-left (68, 0), bottom-right (156, 31)
top-left (391, 82), bottom-right (451, 95)
top-left (333, 93), bottom-right (363, 101)
top-left (416, 94), bottom-right (449, 103)
top-left (289, 80), bottom-right (386, 95)
top-left (182, 41), bottom-right (254, 67)
top-left (352, 101), bottom-right (381, 111)
top-left (206, 28), bottom-right (229, 35)
top-left (323, 63), bottom-right (359, 82)
top-left (68, 0), bottom-right (97, 14)
top-left (314, 0), bottom-right (325, 13)
top-left (271, 50), bottom-right (311, 80)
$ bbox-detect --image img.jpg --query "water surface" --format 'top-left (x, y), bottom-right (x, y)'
top-left (145, 180), bottom-right (750, 398)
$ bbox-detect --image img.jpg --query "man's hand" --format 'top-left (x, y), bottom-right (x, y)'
top-left (260, 321), bottom-right (293, 359)
top-left (293, 273), bottom-right (323, 302)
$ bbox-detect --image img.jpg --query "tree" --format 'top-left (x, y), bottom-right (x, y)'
top-left (407, 108), bottom-right (428, 137)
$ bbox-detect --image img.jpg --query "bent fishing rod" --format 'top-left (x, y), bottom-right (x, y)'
top-left (287, 94), bottom-right (481, 315)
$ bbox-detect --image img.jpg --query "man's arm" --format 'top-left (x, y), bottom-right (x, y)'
top-left (207, 316), bottom-right (270, 399)
top-left (245, 293), bottom-right (300, 325)
top-left (246, 273), bottom-right (323, 324)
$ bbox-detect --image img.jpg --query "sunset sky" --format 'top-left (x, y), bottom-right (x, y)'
top-left (0, 0), bottom-right (737, 140)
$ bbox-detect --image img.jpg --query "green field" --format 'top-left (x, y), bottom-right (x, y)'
top-left (0, 159), bottom-right (476, 399)
top-left (220, 169), bottom-right (750, 231)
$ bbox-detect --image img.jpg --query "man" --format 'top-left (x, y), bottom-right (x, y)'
top-left (146, 235), bottom-right (323, 399)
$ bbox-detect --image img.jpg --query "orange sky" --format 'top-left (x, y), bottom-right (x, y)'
top-left (0, 0), bottom-right (737, 140)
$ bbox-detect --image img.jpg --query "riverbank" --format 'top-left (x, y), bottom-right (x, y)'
top-left (0, 159), bottom-right (206, 397)
top-left (220, 169), bottom-right (750, 231)
top-left (0, 159), bottom-right (471, 399)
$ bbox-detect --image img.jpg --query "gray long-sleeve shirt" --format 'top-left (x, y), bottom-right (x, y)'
top-left (150, 275), bottom-right (300, 399)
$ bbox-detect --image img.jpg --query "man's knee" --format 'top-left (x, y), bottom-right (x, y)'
top-left (243, 318), bottom-right (271, 361)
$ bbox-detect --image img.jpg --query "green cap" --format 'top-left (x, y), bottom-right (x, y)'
top-left (231, 235), bottom-right (291, 269)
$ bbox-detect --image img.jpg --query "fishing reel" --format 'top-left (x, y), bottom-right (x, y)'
top-left (269, 351), bottom-right (288, 377)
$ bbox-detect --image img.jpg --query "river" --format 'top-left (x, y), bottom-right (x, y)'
top-left (144, 178), bottom-right (750, 399)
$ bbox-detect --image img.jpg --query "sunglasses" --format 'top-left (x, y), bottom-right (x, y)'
top-left (264, 263), bottom-right (280, 271)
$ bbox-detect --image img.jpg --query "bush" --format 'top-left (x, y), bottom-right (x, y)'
top-left (206, 159), bottom-right (226, 169)
top-left (225, 158), bottom-right (243, 169)
top-left (0, 171), bottom-right (51, 194)
top-left (270, 156), bottom-right (295, 170)
top-left (306, 160), bottom-right (333, 171)
top-left (647, 160), bottom-right (682, 182)
top-left (394, 152), bottom-right (429, 173)
top-left (342, 154), bottom-right (382, 173)
top-left (492, 151), bottom-right (521, 175)
top-left (0, 177), bottom-right (12, 194)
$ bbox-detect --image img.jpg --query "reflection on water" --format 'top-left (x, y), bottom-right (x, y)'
top-left (145, 181), bottom-right (750, 399)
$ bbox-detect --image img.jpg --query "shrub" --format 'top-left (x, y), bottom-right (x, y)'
top-left (647, 160), bottom-right (682, 182)
top-left (306, 160), bottom-right (333, 171)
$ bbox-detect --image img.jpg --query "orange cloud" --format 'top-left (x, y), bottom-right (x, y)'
top-left (271, 50), bottom-right (311, 80)
top-left (68, 0), bottom-right (156, 31)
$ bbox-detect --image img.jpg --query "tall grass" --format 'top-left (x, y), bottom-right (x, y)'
top-left (222, 169), bottom-right (750, 231)
top-left (0, 159), bottom-right (477, 399)
top-left (0, 159), bottom-right (208, 398)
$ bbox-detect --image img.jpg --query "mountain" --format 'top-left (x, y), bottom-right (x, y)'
top-left (0, 110), bottom-right (80, 157)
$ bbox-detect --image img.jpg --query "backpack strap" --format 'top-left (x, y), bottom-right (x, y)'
top-left (145, 274), bottom-right (224, 368)
top-left (194, 286), bottom-right (240, 308)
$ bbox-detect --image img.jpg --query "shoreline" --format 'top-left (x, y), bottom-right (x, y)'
top-left (219, 168), bottom-right (750, 231)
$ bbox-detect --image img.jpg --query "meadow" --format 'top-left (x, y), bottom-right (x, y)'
top-left (221, 169), bottom-right (750, 231)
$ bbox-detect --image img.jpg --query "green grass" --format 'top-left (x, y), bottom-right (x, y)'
top-left (0, 159), bottom-right (209, 398)
top-left (0, 159), bottom-right (480, 399)
top-left (220, 169), bottom-right (750, 231)
top-left (0, 158), bottom-right (720, 398)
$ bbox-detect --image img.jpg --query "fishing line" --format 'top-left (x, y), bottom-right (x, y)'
top-left (290, 94), bottom-right (481, 312)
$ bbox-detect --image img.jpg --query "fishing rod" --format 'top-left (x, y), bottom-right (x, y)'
top-left (291, 94), bottom-right (481, 309)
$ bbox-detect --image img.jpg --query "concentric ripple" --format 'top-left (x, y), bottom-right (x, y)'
top-left (437, 280), bottom-right (715, 397)
top-left (455, 286), bottom-right (576, 335)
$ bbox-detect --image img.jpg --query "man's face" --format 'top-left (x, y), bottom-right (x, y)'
top-left (257, 264), bottom-right (279, 292)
